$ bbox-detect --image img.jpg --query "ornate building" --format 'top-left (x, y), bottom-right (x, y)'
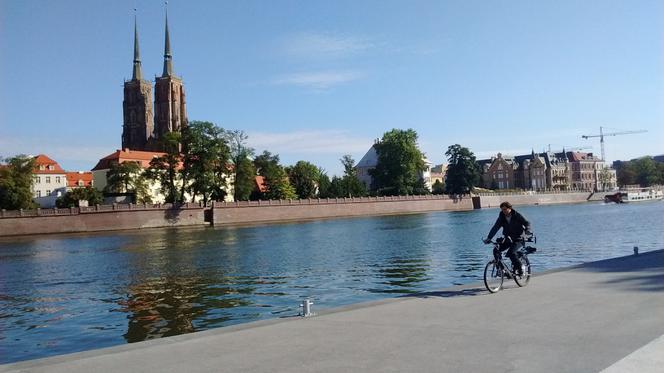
top-left (121, 12), bottom-right (187, 152)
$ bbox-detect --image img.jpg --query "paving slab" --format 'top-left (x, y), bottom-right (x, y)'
top-left (2, 250), bottom-right (663, 373)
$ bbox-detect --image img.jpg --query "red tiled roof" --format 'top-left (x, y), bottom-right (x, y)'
top-left (255, 175), bottom-right (267, 193)
top-left (568, 152), bottom-right (598, 162)
top-left (92, 149), bottom-right (168, 171)
top-left (33, 154), bottom-right (66, 174)
top-left (66, 171), bottom-right (93, 188)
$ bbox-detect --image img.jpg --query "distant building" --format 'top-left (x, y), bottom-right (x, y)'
top-left (542, 151), bottom-right (571, 190)
top-left (92, 149), bottom-right (168, 203)
top-left (92, 149), bottom-right (233, 203)
top-left (32, 155), bottom-right (68, 208)
top-left (430, 164), bottom-right (446, 187)
top-left (514, 151), bottom-right (547, 190)
top-left (567, 152), bottom-right (602, 191)
top-left (479, 153), bottom-right (516, 190)
top-left (66, 171), bottom-right (94, 189)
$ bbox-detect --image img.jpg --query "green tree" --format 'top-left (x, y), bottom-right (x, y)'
top-left (432, 180), bottom-right (445, 195)
top-left (632, 157), bottom-right (659, 187)
top-left (181, 121), bottom-right (231, 204)
top-left (288, 161), bottom-right (320, 199)
top-left (253, 151), bottom-right (296, 200)
top-left (225, 129), bottom-right (256, 201)
top-left (317, 169), bottom-right (333, 198)
top-left (444, 144), bottom-right (479, 194)
top-left (105, 161), bottom-right (152, 203)
top-left (56, 186), bottom-right (103, 208)
top-left (339, 155), bottom-right (367, 197)
top-left (0, 155), bottom-right (37, 210)
top-left (369, 129), bottom-right (425, 195)
top-left (146, 132), bottom-right (182, 203)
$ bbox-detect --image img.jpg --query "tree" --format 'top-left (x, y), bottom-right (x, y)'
top-left (317, 169), bottom-right (333, 198)
top-left (339, 155), bottom-right (367, 197)
top-left (632, 157), bottom-right (659, 187)
top-left (56, 186), bottom-right (103, 208)
top-left (0, 155), bottom-right (37, 210)
top-left (180, 121), bottom-right (231, 204)
top-left (224, 129), bottom-right (255, 201)
top-left (252, 151), bottom-right (296, 200)
top-left (369, 129), bottom-right (425, 195)
top-left (105, 161), bottom-right (152, 203)
top-left (432, 180), bottom-right (445, 195)
top-left (288, 161), bottom-right (320, 199)
top-left (444, 144), bottom-right (479, 195)
top-left (145, 132), bottom-right (182, 203)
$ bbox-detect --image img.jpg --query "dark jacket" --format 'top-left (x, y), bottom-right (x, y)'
top-left (487, 208), bottom-right (531, 240)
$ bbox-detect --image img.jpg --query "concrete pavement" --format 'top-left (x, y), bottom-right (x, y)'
top-left (2, 250), bottom-right (663, 373)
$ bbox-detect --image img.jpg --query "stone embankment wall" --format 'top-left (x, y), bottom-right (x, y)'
top-left (0, 203), bottom-right (207, 237)
top-left (0, 192), bottom-right (593, 236)
top-left (211, 195), bottom-right (474, 226)
top-left (476, 192), bottom-right (591, 208)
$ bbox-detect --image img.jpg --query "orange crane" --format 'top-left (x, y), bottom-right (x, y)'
top-left (581, 126), bottom-right (647, 161)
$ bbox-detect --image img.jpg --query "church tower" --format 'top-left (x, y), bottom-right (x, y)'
top-left (122, 15), bottom-right (154, 151)
top-left (154, 11), bottom-right (188, 147)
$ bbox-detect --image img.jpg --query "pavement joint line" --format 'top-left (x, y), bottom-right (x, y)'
top-left (600, 334), bottom-right (664, 373)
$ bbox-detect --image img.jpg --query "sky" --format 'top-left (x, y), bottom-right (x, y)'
top-left (1, 0), bottom-right (663, 176)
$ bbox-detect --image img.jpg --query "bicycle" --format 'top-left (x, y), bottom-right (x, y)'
top-left (483, 235), bottom-right (537, 293)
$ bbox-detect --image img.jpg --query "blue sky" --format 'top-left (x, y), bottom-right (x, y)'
top-left (1, 0), bottom-right (663, 176)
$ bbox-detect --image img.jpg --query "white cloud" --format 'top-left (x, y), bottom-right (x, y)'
top-left (272, 70), bottom-right (364, 89)
top-left (248, 130), bottom-right (371, 155)
top-left (279, 32), bottom-right (374, 59)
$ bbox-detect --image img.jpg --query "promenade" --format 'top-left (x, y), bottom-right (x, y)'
top-left (2, 250), bottom-right (663, 373)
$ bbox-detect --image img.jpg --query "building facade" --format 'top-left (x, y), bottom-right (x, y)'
top-left (32, 155), bottom-right (68, 208)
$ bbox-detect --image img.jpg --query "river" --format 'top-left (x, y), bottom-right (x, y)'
top-left (1, 201), bottom-right (662, 363)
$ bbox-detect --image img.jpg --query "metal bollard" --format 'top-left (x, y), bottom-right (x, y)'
top-left (633, 246), bottom-right (639, 256)
top-left (300, 298), bottom-right (314, 317)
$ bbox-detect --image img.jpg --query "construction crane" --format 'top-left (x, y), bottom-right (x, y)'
top-left (547, 144), bottom-right (592, 153)
top-left (581, 126), bottom-right (647, 161)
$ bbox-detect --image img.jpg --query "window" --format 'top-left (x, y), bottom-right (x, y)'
top-left (36, 190), bottom-right (41, 197)
top-left (45, 176), bottom-right (51, 183)
top-left (35, 176), bottom-right (41, 183)
top-left (46, 190), bottom-right (51, 195)
top-left (56, 176), bottom-right (61, 183)
top-left (39, 165), bottom-right (45, 170)
top-left (78, 180), bottom-right (84, 186)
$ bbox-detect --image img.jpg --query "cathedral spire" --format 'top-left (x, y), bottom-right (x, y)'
top-left (162, 6), bottom-right (174, 77)
top-left (132, 12), bottom-right (143, 81)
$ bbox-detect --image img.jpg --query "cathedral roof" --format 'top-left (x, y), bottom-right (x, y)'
top-left (92, 149), bottom-right (167, 171)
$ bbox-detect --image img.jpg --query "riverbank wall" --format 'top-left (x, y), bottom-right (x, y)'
top-left (476, 191), bottom-right (591, 208)
top-left (210, 195), bottom-right (473, 226)
top-left (0, 203), bottom-right (207, 236)
top-left (0, 192), bottom-right (592, 236)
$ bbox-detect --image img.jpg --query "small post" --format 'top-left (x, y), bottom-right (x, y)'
top-left (633, 246), bottom-right (639, 256)
top-left (300, 298), bottom-right (314, 317)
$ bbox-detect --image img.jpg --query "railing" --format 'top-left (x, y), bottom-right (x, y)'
top-left (473, 189), bottom-right (592, 197)
top-left (0, 201), bottom-right (210, 219)
top-left (212, 194), bottom-right (467, 209)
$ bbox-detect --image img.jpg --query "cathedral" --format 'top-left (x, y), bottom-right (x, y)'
top-left (121, 13), bottom-right (187, 152)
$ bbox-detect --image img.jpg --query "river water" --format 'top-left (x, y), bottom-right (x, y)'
top-left (1, 201), bottom-right (662, 363)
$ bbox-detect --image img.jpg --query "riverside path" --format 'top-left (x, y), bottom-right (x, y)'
top-left (2, 250), bottom-right (663, 373)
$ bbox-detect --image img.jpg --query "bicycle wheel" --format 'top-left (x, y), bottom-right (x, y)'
top-left (484, 260), bottom-right (504, 293)
top-left (513, 255), bottom-right (531, 287)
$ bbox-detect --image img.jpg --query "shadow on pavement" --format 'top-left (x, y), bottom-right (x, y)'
top-left (576, 250), bottom-right (664, 292)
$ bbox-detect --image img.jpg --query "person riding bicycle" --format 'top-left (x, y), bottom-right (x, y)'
top-left (483, 201), bottom-right (532, 275)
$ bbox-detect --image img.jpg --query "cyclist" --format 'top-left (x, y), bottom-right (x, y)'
top-left (483, 201), bottom-right (532, 275)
